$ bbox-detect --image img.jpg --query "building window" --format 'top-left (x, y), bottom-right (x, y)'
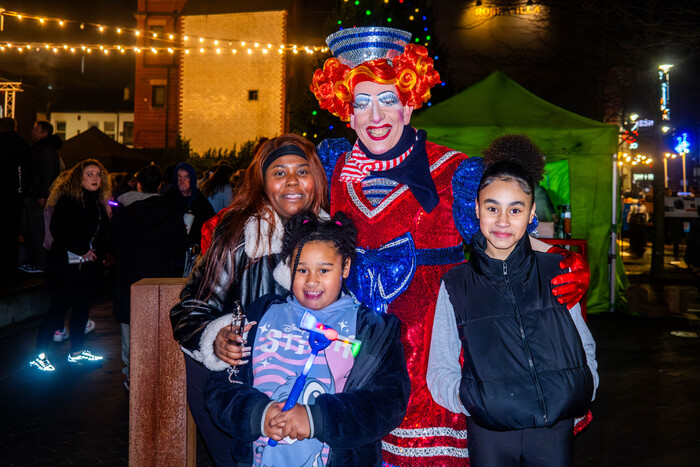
top-left (149, 25), bottom-right (165, 46)
top-left (123, 121), bottom-right (134, 146)
top-left (104, 121), bottom-right (116, 139)
top-left (88, 121), bottom-right (100, 129)
top-left (152, 85), bottom-right (166, 108)
top-left (248, 90), bottom-right (258, 101)
top-left (55, 121), bottom-right (66, 141)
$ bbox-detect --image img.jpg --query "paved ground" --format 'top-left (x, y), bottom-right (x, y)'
top-left (1, 240), bottom-right (699, 466)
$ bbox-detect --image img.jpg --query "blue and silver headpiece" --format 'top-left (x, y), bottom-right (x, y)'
top-left (326, 27), bottom-right (412, 68)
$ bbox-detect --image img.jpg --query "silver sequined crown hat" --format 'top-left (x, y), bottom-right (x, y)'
top-left (325, 26), bottom-right (412, 68)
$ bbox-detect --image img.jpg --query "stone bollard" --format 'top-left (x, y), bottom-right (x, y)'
top-left (129, 278), bottom-right (195, 467)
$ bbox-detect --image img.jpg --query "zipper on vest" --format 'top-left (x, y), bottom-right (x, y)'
top-left (502, 260), bottom-right (549, 425)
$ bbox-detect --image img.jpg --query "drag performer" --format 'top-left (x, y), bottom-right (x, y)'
top-left (310, 27), bottom-right (589, 466)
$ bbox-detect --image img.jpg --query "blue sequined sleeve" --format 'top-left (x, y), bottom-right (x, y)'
top-left (452, 157), bottom-right (484, 245)
top-left (317, 138), bottom-right (353, 202)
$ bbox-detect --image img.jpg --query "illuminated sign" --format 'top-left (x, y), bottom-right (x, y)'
top-left (637, 119), bottom-right (654, 128)
top-left (475, 5), bottom-right (544, 17)
top-left (675, 132), bottom-right (690, 155)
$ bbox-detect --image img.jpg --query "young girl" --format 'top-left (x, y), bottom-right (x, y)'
top-left (205, 212), bottom-right (410, 466)
top-left (427, 135), bottom-right (598, 467)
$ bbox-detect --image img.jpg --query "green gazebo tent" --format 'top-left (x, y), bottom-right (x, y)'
top-left (412, 71), bottom-right (626, 313)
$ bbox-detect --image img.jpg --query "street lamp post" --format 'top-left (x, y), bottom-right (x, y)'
top-left (651, 64), bottom-right (674, 280)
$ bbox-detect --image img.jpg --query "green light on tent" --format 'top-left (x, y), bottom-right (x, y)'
top-left (338, 20), bottom-right (342, 25)
top-left (415, 37), bottom-right (420, 42)
top-left (366, 10), bottom-right (371, 15)
top-left (387, 17), bottom-right (392, 22)
top-left (312, 110), bottom-right (317, 116)
top-left (426, 35), bottom-right (431, 41)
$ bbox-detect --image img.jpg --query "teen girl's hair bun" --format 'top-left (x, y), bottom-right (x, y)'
top-left (481, 134), bottom-right (545, 184)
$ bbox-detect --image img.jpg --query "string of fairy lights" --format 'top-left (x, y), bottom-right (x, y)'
top-left (0, 2), bottom-right (432, 57)
top-left (0, 7), bottom-right (328, 56)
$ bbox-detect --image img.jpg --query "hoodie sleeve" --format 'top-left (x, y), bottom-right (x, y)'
top-left (427, 281), bottom-right (469, 415)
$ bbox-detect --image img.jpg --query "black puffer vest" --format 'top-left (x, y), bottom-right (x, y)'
top-left (442, 231), bottom-right (593, 431)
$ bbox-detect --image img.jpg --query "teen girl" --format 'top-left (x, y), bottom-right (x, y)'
top-left (205, 212), bottom-right (410, 466)
top-left (427, 135), bottom-right (598, 467)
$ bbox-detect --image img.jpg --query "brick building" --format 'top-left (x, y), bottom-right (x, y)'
top-left (133, 0), bottom-right (331, 152)
top-left (134, 0), bottom-right (187, 149)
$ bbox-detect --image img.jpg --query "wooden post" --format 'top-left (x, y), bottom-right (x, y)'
top-left (129, 278), bottom-right (196, 467)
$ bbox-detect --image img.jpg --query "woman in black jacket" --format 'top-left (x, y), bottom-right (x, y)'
top-left (170, 134), bottom-right (329, 466)
top-left (29, 159), bottom-right (110, 372)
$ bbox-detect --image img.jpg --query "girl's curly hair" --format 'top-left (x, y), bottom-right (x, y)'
top-left (46, 159), bottom-right (111, 208)
top-left (311, 43), bottom-right (440, 121)
top-left (282, 211), bottom-right (358, 289)
top-left (478, 135), bottom-right (546, 202)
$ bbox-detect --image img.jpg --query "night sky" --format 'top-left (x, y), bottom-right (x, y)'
top-left (1, 1), bottom-right (698, 135)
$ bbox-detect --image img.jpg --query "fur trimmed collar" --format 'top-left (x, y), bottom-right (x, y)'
top-left (243, 210), bottom-right (284, 259)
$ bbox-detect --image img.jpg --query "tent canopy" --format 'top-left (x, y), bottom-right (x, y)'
top-left (59, 127), bottom-right (153, 174)
top-left (412, 71), bottom-right (625, 313)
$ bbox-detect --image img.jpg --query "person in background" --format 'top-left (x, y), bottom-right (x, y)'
top-left (20, 120), bottom-right (63, 273)
top-left (110, 164), bottom-right (188, 389)
top-left (200, 164), bottom-right (235, 213)
top-left (427, 138), bottom-right (597, 467)
top-left (166, 162), bottom-right (215, 248)
top-left (29, 159), bottom-right (110, 372)
top-left (0, 117), bottom-right (30, 280)
top-left (111, 172), bottom-right (137, 200)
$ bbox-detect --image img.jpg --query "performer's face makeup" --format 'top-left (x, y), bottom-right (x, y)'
top-left (350, 81), bottom-right (413, 155)
top-left (292, 241), bottom-right (351, 311)
top-left (476, 179), bottom-right (535, 261)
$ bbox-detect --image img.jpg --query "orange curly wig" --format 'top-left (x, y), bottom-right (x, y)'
top-left (311, 43), bottom-right (440, 122)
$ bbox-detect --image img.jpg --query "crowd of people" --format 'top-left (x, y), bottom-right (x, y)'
top-left (8, 26), bottom-right (599, 467)
top-left (0, 118), bottom-right (244, 380)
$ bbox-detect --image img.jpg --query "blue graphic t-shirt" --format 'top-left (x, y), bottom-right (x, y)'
top-left (252, 295), bottom-right (359, 467)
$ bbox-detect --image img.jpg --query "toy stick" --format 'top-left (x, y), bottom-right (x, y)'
top-left (267, 312), bottom-right (361, 446)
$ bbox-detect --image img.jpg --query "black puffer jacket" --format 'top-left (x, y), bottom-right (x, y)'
top-left (170, 213), bottom-right (288, 370)
top-left (442, 230), bottom-right (593, 431)
top-left (205, 294), bottom-right (410, 467)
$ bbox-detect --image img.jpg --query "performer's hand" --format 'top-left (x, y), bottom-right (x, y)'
top-left (264, 403), bottom-right (284, 440)
top-left (213, 321), bottom-right (256, 366)
top-left (548, 246), bottom-right (590, 309)
top-left (270, 403), bottom-right (311, 441)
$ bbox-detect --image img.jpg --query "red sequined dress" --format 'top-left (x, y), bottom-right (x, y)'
top-left (330, 141), bottom-right (470, 466)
